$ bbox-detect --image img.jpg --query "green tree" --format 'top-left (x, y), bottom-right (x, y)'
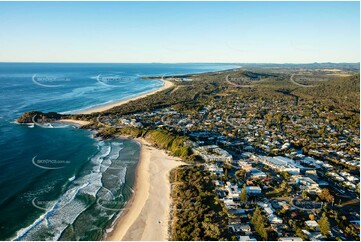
top-left (251, 207), bottom-right (268, 240)
top-left (302, 190), bottom-right (308, 199)
top-left (202, 222), bottom-right (221, 239)
top-left (258, 223), bottom-right (268, 240)
top-left (318, 188), bottom-right (334, 204)
top-left (318, 212), bottom-right (330, 236)
top-left (235, 169), bottom-right (246, 180)
top-left (223, 163), bottom-right (231, 178)
top-left (251, 207), bottom-right (262, 225)
top-left (280, 171), bottom-right (290, 179)
top-left (255, 214), bottom-right (264, 231)
top-left (280, 180), bottom-right (288, 191)
top-left (240, 184), bottom-right (247, 202)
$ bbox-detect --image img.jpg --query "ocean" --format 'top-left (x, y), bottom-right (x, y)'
top-left (0, 63), bottom-right (239, 240)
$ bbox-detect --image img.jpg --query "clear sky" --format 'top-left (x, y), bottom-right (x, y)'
top-left (0, 1), bottom-right (359, 63)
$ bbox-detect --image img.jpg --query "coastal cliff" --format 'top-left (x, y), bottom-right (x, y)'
top-left (17, 111), bottom-right (62, 123)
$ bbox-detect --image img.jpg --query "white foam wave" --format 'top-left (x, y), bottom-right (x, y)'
top-left (14, 182), bottom-right (89, 241)
top-left (107, 142), bottom-right (123, 162)
top-left (59, 83), bottom-right (163, 115)
top-left (118, 167), bottom-right (127, 185)
top-left (60, 100), bottom-right (114, 114)
top-left (12, 140), bottom-right (128, 241)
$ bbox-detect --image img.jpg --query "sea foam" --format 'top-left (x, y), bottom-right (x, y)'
top-left (12, 141), bottom-right (127, 241)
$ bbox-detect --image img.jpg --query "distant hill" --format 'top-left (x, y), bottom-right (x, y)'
top-left (239, 62), bottom-right (360, 70)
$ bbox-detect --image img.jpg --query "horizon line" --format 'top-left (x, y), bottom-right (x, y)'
top-left (0, 61), bottom-right (360, 65)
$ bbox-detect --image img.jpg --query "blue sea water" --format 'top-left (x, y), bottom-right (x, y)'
top-left (0, 63), bottom-right (238, 240)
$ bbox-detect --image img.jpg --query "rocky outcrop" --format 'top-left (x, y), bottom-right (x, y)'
top-left (17, 111), bottom-right (62, 123)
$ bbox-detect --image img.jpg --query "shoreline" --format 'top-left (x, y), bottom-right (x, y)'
top-left (66, 77), bottom-right (182, 240)
top-left (77, 79), bottom-right (174, 114)
top-left (58, 79), bottom-right (173, 127)
top-left (12, 67), bottom-right (236, 240)
top-left (106, 138), bottom-right (184, 241)
top-left (56, 69), bottom-right (230, 240)
top-left (57, 77), bottom-right (183, 240)
top-left (58, 119), bottom-right (90, 126)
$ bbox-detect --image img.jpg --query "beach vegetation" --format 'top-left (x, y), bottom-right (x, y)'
top-left (170, 165), bottom-right (229, 240)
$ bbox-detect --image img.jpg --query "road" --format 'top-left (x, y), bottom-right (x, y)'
top-left (225, 75), bottom-right (256, 88)
top-left (289, 74), bottom-right (316, 88)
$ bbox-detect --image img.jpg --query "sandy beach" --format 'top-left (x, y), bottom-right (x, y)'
top-left (106, 138), bottom-right (184, 241)
top-left (59, 119), bottom-right (90, 126)
top-left (59, 79), bottom-right (173, 127)
top-left (60, 78), bottom-right (182, 240)
top-left (78, 79), bottom-right (174, 114)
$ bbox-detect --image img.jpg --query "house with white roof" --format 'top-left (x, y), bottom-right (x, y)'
top-left (239, 235), bottom-right (257, 241)
top-left (305, 220), bottom-right (319, 231)
top-left (246, 186), bottom-right (262, 195)
top-left (279, 237), bottom-right (303, 241)
top-left (259, 156), bottom-right (303, 175)
top-left (226, 182), bottom-right (242, 199)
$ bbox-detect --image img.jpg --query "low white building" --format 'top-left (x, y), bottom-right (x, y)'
top-left (205, 164), bottom-right (223, 175)
top-left (239, 235), bottom-right (257, 241)
top-left (305, 220), bottom-right (319, 231)
top-left (193, 145), bottom-right (233, 162)
top-left (249, 168), bottom-right (267, 179)
top-left (269, 214), bottom-right (283, 224)
top-left (246, 186), bottom-right (262, 195)
top-left (279, 237), bottom-right (303, 241)
top-left (259, 156), bottom-right (302, 175)
top-left (226, 182), bottom-right (242, 199)
top-left (295, 176), bottom-right (321, 194)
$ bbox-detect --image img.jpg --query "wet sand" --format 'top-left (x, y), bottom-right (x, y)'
top-left (106, 138), bottom-right (184, 241)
